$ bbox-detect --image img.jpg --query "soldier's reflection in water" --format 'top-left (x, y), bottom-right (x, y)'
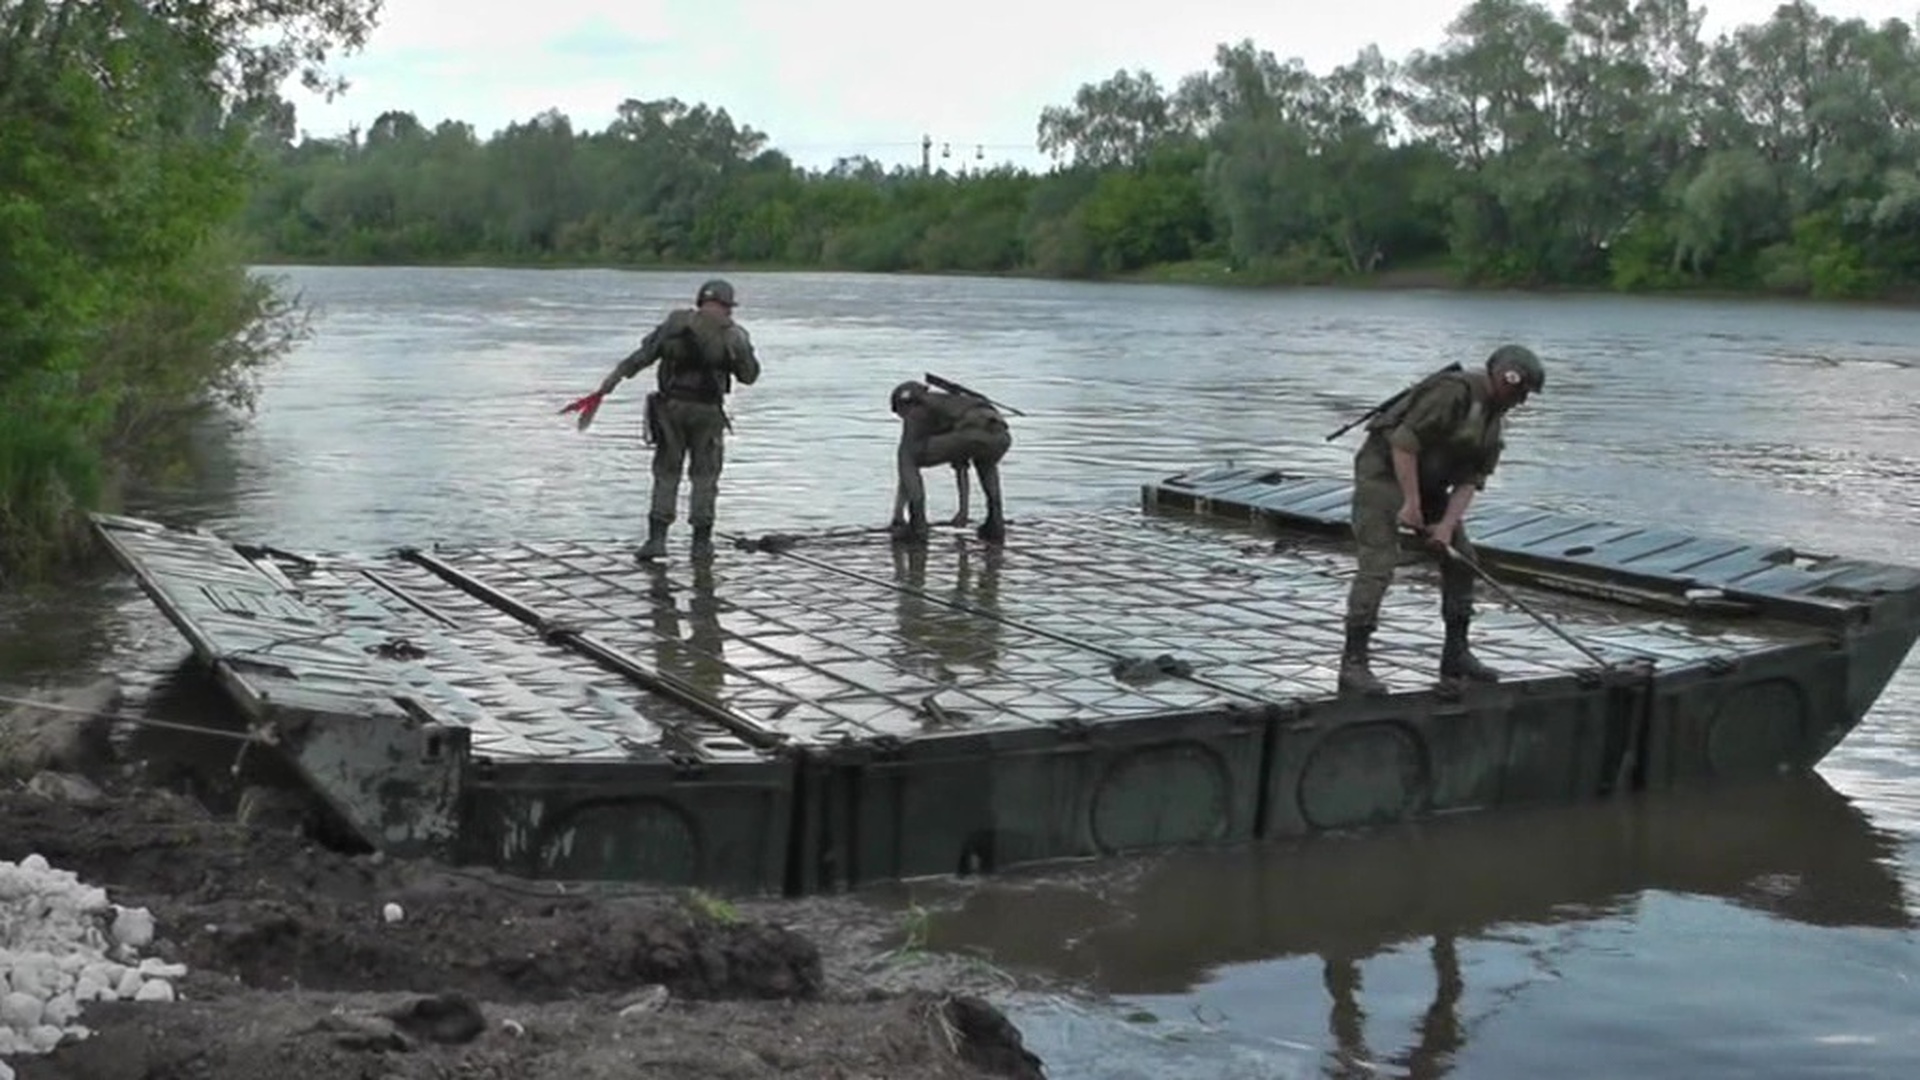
top-left (915, 774), bottom-right (1909, 1080)
top-left (1322, 935), bottom-right (1463, 1080)
top-left (642, 561), bottom-right (730, 702)
top-left (890, 538), bottom-right (1006, 685)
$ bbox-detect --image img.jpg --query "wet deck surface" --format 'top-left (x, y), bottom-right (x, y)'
top-left (1147, 465), bottom-right (1920, 623)
top-left (97, 506), bottom-right (1825, 765)
top-left (295, 556), bottom-right (721, 760)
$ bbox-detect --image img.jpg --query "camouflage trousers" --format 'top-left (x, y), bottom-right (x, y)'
top-left (647, 395), bottom-right (729, 528)
top-left (901, 413), bottom-right (1012, 532)
top-left (1343, 467), bottom-right (1478, 631)
top-left (913, 413), bottom-right (1012, 471)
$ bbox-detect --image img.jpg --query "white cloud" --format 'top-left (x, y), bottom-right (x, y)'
top-left (345, 0), bottom-right (681, 53)
top-left (282, 0), bottom-right (1920, 171)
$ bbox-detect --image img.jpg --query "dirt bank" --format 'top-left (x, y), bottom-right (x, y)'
top-left (0, 779), bottom-right (1045, 1080)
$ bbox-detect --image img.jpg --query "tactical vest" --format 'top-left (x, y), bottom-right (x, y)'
top-left (658, 309), bottom-right (737, 401)
top-left (1367, 369), bottom-right (1502, 484)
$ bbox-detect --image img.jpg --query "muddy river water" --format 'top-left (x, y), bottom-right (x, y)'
top-left (4, 266), bottom-right (1917, 1079)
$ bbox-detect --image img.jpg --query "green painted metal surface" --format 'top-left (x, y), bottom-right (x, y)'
top-left (86, 462), bottom-right (1920, 893)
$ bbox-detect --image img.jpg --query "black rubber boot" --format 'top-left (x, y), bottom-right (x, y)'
top-left (891, 513), bottom-right (930, 545)
top-left (634, 515), bottom-right (670, 562)
top-left (690, 524), bottom-right (715, 560)
top-left (1338, 624), bottom-right (1388, 696)
top-left (1439, 617), bottom-right (1501, 682)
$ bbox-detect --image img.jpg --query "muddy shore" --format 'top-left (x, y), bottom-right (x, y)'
top-left (0, 769), bottom-right (1049, 1080)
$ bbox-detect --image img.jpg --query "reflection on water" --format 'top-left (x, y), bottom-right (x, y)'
top-left (125, 267), bottom-right (1920, 564)
top-left (641, 561), bottom-right (730, 700)
top-left (925, 776), bottom-right (1911, 990)
top-left (889, 537), bottom-right (1007, 686)
top-left (2, 266), bottom-right (1917, 1080)
top-left (0, 571), bottom-right (156, 689)
top-left (922, 775), bottom-right (1917, 1078)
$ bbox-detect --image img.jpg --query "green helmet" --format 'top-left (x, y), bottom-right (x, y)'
top-left (695, 278), bottom-right (736, 307)
top-left (1487, 344), bottom-right (1545, 394)
top-left (889, 379), bottom-right (927, 413)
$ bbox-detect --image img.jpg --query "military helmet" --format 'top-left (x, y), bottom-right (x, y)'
top-left (889, 379), bottom-right (927, 413)
top-left (1487, 344), bottom-right (1545, 394)
top-left (695, 278), bottom-right (736, 307)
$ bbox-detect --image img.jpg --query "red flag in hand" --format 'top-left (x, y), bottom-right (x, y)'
top-left (560, 390), bottom-right (605, 431)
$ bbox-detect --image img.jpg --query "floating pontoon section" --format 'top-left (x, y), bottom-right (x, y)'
top-left (91, 464), bottom-right (1920, 894)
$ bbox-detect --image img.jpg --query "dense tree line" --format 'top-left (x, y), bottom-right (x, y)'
top-left (6, 0), bottom-right (1913, 574)
top-left (1, 0), bottom-right (378, 576)
top-left (245, 0), bottom-right (1920, 299)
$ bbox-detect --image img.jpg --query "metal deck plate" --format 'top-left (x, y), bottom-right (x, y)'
top-left (419, 535), bottom-right (1231, 745)
top-left (99, 507), bottom-right (1821, 763)
top-left (93, 516), bottom-right (742, 764)
top-left (405, 508), bottom-right (1807, 752)
top-left (290, 558), bottom-right (735, 762)
top-left (90, 469), bottom-right (1920, 890)
top-left (771, 510), bottom-right (1797, 693)
top-left (1146, 465), bottom-right (1920, 622)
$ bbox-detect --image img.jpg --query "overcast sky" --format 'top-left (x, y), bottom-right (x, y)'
top-left (281, 0), bottom-right (1920, 171)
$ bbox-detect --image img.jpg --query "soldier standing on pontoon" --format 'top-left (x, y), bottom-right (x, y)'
top-left (1339, 345), bottom-right (1546, 695)
top-left (591, 279), bottom-right (761, 562)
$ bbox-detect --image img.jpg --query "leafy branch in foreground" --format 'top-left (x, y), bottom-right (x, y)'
top-left (0, 0), bottom-right (377, 577)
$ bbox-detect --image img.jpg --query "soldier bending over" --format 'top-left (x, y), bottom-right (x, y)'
top-left (888, 379), bottom-right (1011, 545)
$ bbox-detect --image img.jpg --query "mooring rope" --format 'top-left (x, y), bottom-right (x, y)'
top-left (0, 689), bottom-right (270, 745)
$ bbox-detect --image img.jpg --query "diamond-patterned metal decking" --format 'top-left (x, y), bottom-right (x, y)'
top-left (289, 556), bottom-right (729, 761)
top-left (90, 515), bottom-right (736, 764)
top-left (1144, 463), bottom-right (1920, 626)
top-left (98, 504), bottom-right (1828, 765)
top-left (386, 507), bottom-right (1813, 752)
top-left (777, 509), bottom-right (1798, 701)
top-left (416, 535), bottom-right (1235, 747)
top-left (92, 478), bottom-right (1920, 890)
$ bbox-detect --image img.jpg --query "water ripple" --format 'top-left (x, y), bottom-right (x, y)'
top-left (36, 264), bottom-right (1920, 1080)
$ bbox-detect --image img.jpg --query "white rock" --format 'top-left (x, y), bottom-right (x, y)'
top-left (114, 968), bottom-right (145, 1000)
top-left (1, 989), bottom-right (43, 1028)
top-left (616, 984), bottom-right (670, 1017)
top-left (82, 961), bottom-right (121, 990)
top-left (0, 1056), bottom-right (14, 1080)
top-left (110, 906), bottom-right (155, 950)
top-left (42, 990), bottom-right (79, 1027)
top-left (72, 973), bottom-right (110, 1002)
top-left (7, 960), bottom-right (48, 999)
top-left (45, 966), bottom-right (76, 998)
top-left (382, 902), bottom-right (404, 924)
top-left (0, 854), bottom-right (187, 1057)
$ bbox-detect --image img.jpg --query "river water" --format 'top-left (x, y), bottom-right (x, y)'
top-left (3, 265), bottom-right (1917, 1078)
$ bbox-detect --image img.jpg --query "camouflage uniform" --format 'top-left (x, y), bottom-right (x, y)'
top-left (889, 380), bottom-right (1012, 545)
top-left (598, 280), bottom-right (761, 560)
top-left (1340, 345), bottom-right (1545, 694)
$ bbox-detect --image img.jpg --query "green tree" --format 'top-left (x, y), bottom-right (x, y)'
top-left (1, 0), bottom-right (379, 575)
top-left (231, 2), bottom-right (1920, 304)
